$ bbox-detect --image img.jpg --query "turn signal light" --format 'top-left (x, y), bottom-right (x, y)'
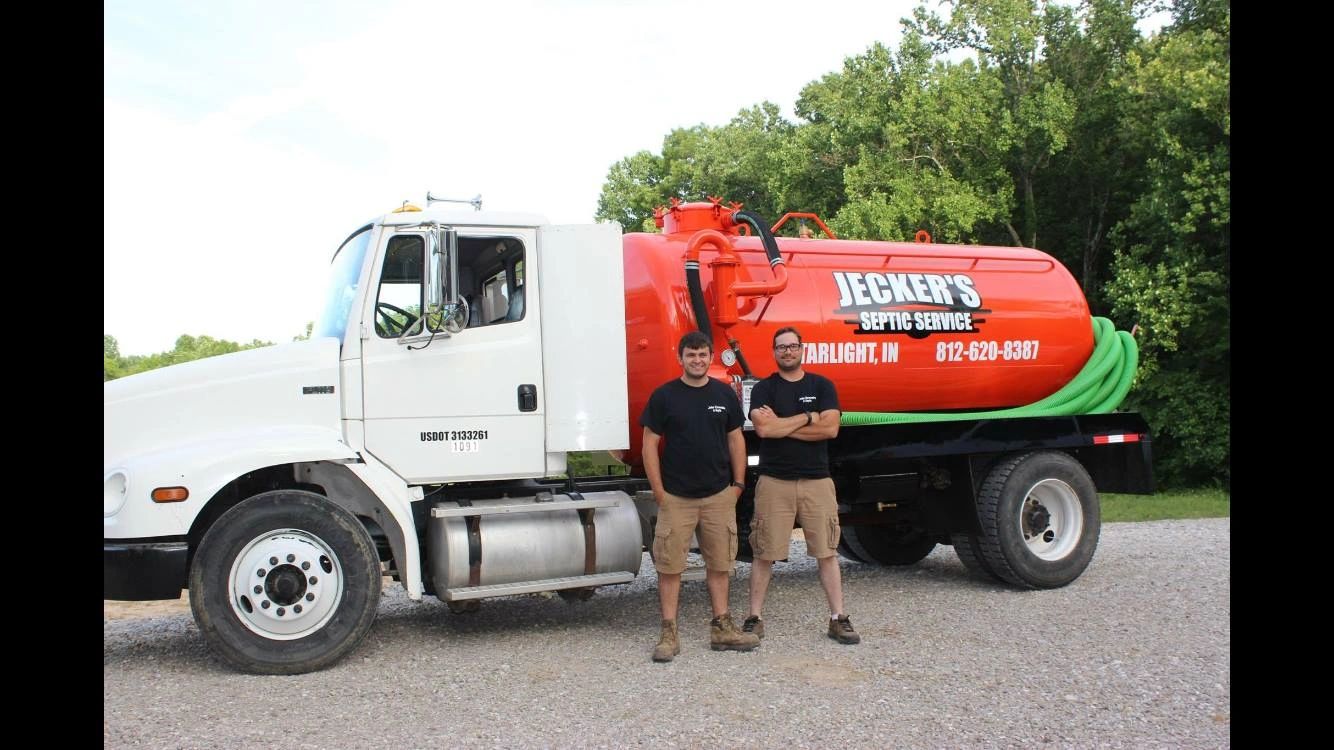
top-left (151, 487), bottom-right (189, 503)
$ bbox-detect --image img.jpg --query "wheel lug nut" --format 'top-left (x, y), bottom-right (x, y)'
top-left (254, 585), bottom-right (262, 594)
top-left (257, 568), bottom-right (267, 577)
top-left (261, 600), bottom-right (270, 609)
top-left (301, 561), bottom-right (310, 570)
top-left (270, 556), bottom-right (279, 566)
top-left (293, 604), bottom-right (303, 614)
top-left (305, 593), bottom-right (315, 602)
top-left (309, 576), bottom-right (318, 585)
top-left (287, 554), bottom-right (296, 563)
top-left (276, 607), bottom-right (286, 617)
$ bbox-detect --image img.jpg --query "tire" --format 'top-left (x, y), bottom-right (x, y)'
top-left (841, 525), bottom-right (936, 566)
top-left (949, 532), bottom-right (1004, 582)
top-left (188, 490), bottom-right (382, 674)
top-left (974, 451), bottom-right (1100, 589)
top-left (835, 536), bottom-right (870, 564)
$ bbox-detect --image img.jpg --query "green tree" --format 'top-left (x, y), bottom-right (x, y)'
top-left (909, 0), bottom-right (1078, 248)
top-left (104, 335), bottom-right (123, 382)
top-left (801, 35), bottom-right (1020, 243)
top-left (1035, 0), bottom-right (1148, 306)
top-left (103, 334), bottom-right (276, 381)
top-left (595, 150), bottom-right (669, 232)
top-left (1104, 0), bottom-right (1229, 486)
top-left (596, 104), bottom-right (802, 232)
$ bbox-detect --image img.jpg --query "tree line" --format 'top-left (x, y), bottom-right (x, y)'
top-left (103, 321), bottom-right (315, 381)
top-left (595, 0), bottom-right (1228, 488)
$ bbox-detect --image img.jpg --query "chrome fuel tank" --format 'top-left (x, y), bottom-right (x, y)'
top-left (428, 491), bottom-right (643, 593)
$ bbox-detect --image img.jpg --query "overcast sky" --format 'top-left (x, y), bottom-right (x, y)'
top-left (105, 1), bottom-right (1165, 356)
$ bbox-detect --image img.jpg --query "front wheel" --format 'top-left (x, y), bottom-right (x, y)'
top-left (188, 490), bottom-right (382, 674)
top-left (557, 587), bottom-right (596, 602)
top-left (974, 451), bottom-right (1100, 589)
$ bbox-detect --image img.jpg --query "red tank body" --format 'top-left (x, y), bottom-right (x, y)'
top-left (621, 202), bottom-right (1093, 469)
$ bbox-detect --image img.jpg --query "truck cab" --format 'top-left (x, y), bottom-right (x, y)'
top-left (105, 207), bottom-right (634, 674)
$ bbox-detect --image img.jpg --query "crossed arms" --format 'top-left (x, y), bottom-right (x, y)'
top-left (749, 406), bottom-right (840, 441)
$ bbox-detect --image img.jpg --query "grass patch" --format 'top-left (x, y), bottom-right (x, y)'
top-left (1100, 487), bottom-right (1229, 522)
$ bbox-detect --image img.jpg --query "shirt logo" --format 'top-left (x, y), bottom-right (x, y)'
top-left (707, 405), bottom-right (727, 413)
top-left (798, 395), bottom-right (817, 404)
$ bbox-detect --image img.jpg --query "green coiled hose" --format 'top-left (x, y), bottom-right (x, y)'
top-left (840, 317), bottom-right (1138, 426)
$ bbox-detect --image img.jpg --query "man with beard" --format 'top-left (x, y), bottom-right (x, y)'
top-left (743, 326), bottom-right (860, 645)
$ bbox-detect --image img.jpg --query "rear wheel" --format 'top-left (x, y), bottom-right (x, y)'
top-left (835, 536), bottom-right (870, 564)
top-left (840, 524), bottom-right (936, 566)
top-left (950, 532), bottom-right (1004, 582)
top-left (188, 490), bottom-right (381, 674)
top-left (974, 451), bottom-right (1100, 589)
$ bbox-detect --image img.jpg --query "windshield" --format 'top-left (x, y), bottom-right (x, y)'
top-left (312, 225), bottom-right (374, 342)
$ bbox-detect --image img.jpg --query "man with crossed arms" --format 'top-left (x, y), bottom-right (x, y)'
top-left (743, 326), bottom-right (860, 645)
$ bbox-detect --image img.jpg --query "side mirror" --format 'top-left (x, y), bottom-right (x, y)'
top-left (426, 225), bottom-right (462, 334)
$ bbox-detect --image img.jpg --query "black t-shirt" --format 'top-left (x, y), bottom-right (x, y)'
top-left (640, 378), bottom-right (744, 498)
top-left (749, 371), bottom-right (841, 479)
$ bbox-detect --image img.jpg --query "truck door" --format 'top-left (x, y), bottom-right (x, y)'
top-left (360, 227), bottom-right (546, 482)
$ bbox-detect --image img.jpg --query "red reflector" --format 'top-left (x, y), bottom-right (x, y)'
top-left (1092, 434), bottom-right (1141, 445)
top-left (151, 487), bottom-right (189, 503)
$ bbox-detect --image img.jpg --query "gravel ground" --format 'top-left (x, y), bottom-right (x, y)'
top-left (104, 518), bottom-right (1230, 748)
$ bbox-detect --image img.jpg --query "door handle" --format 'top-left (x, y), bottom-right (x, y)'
top-left (518, 384), bottom-right (537, 412)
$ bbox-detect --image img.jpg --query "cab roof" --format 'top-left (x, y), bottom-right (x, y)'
top-left (376, 206), bottom-right (550, 229)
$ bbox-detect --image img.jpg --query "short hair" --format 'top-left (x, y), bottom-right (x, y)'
top-left (773, 326), bottom-right (802, 346)
top-left (678, 330), bottom-right (713, 357)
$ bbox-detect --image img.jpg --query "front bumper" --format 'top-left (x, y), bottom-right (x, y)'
top-left (104, 539), bottom-right (189, 600)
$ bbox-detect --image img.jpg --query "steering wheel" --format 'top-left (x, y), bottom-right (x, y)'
top-left (375, 301), bottom-right (420, 338)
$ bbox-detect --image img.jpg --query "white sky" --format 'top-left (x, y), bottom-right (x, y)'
top-left (104, 0), bottom-right (1168, 356)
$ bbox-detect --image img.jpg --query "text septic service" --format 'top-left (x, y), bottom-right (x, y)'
top-left (833, 271), bottom-right (986, 333)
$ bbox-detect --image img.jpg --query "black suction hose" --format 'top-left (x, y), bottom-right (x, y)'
top-left (732, 210), bottom-right (785, 271)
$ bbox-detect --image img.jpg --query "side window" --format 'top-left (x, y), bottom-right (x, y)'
top-left (374, 235), bottom-right (424, 338)
top-left (458, 237), bottom-right (526, 328)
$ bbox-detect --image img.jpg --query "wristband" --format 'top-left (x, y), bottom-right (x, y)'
top-left (730, 481), bottom-right (745, 490)
top-left (805, 412), bottom-right (813, 426)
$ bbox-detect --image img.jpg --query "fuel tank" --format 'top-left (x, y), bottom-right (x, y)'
top-left (622, 202), bottom-right (1094, 468)
top-left (428, 492), bottom-right (643, 594)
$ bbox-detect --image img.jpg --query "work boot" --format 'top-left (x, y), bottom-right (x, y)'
top-left (827, 614), bottom-right (861, 645)
top-left (652, 619), bottom-right (680, 662)
top-left (742, 615), bottom-right (765, 640)
top-left (710, 613), bottom-right (760, 652)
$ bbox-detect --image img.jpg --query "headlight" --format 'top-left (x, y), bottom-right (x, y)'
top-left (104, 471), bottom-right (128, 517)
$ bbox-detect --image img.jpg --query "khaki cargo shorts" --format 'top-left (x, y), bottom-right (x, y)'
top-left (749, 476), bottom-right (840, 561)
top-left (651, 488), bottom-right (739, 574)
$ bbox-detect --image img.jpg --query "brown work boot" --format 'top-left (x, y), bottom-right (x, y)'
top-left (652, 619), bottom-right (680, 662)
top-left (710, 613), bottom-right (760, 652)
top-left (742, 615), bottom-right (765, 640)
top-left (828, 614), bottom-right (861, 645)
